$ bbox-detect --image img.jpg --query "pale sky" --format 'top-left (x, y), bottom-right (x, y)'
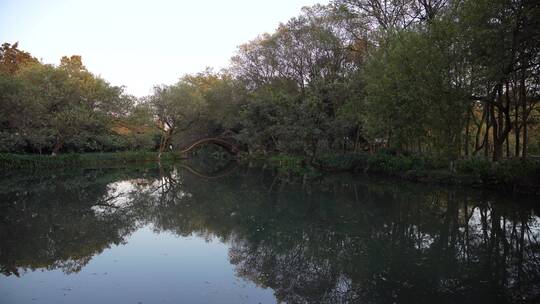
top-left (0, 0), bottom-right (327, 97)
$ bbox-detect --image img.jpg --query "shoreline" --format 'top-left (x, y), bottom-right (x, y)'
top-left (1, 151), bottom-right (539, 196)
top-left (262, 153), bottom-right (540, 196)
top-left (0, 151), bottom-right (180, 170)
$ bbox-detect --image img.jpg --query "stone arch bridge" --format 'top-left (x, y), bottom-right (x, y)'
top-left (179, 137), bottom-right (241, 156)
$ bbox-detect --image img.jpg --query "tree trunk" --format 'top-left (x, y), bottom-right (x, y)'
top-left (51, 139), bottom-right (63, 156)
top-left (492, 84), bottom-right (513, 162)
top-left (353, 123), bottom-right (361, 152)
top-left (474, 103), bottom-right (486, 155)
top-left (505, 137), bottom-right (510, 158)
top-left (514, 93), bottom-right (521, 157)
top-left (158, 129), bottom-right (173, 159)
top-left (483, 102), bottom-right (491, 158)
top-left (504, 82), bottom-right (511, 158)
top-left (521, 73), bottom-right (527, 159)
top-left (490, 100), bottom-right (502, 161)
top-left (465, 108), bottom-right (471, 157)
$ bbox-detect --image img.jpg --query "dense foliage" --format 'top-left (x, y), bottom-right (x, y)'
top-left (1, 0), bottom-right (540, 163)
top-left (144, 0), bottom-right (540, 162)
top-left (0, 44), bottom-right (158, 154)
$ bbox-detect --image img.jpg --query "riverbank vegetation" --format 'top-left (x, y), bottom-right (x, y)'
top-left (1, 0), bottom-right (539, 190)
top-left (266, 152), bottom-right (540, 194)
top-left (0, 151), bottom-right (178, 171)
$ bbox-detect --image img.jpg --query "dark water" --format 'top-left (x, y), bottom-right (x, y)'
top-left (1, 163), bottom-right (539, 304)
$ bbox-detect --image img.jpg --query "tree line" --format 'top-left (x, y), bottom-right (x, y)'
top-left (1, 0), bottom-right (539, 162)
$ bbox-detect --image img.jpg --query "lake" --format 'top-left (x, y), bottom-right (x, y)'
top-left (1, 163), bottom-right (539, 303)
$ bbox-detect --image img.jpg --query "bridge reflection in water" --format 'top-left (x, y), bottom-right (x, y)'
top-left (177, 161), bottom-right (238, 179)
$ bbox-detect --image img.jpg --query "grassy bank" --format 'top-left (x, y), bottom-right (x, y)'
top-left (0, 151), bottom-right (180, 170)
top-left (263, 153), bottom-right (540, 195)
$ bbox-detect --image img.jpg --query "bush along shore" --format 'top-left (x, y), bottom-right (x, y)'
top-left (262, 153), bottom-right (540, 196)
top-left (2, 150), bottom-right (539, 195)
top-left (0, 151), bottom-right (180, 170)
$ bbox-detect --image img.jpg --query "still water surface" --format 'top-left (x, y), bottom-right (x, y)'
top-left (1, 164), bottom-right (539, 303)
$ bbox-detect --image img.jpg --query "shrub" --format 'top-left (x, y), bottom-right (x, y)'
top-left (0, 153), bottom-right (81, 170)
top-left (366, 153), bottom-right (430, 175)
top-left (0, 132), bottom-right (27, 153)
top-left (491, 159), bottom-right (540, 186)
top-left (456, 158), bottom-right (540, 190)
top-left (455, 158), bottom-right (492, 179)
top-left (0, 151), bottom-right (179, 170)
top-left (316, 153), bottom-right (369, 171)
top-left (268, 154), bottom-right (305, 173)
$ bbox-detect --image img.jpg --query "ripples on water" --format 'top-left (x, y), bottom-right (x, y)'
top-left (0, 164), bottom-right (539, 303)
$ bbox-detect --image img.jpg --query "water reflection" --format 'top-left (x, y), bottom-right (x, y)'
top-left (1, 164), bottom-right (539, 303)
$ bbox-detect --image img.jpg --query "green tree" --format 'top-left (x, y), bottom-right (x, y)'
top-left (363, 22), bottom-right (470, 158)
top-left (231, 5), bottom-right (363, 158)
top-left (0, 52), bottom-right (136, 154)
top-left (150, 78), bottom-right (206, 156)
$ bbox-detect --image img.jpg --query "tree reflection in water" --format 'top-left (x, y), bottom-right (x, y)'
top-left (0, 164), bottom-right (539, 303)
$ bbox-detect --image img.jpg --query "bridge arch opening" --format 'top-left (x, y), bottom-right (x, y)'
top-left (179, 138), bottom-right (241, 156)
